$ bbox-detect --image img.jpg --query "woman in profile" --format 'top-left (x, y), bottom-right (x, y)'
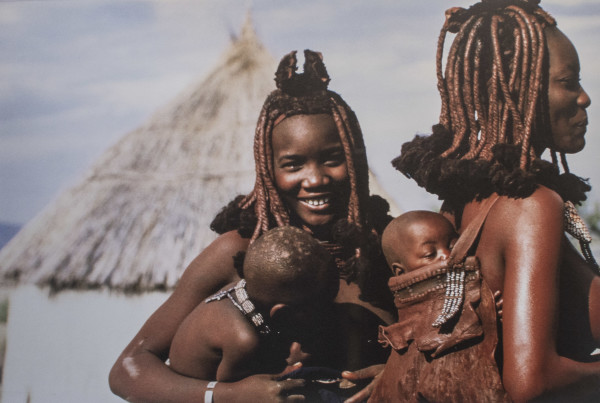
top-left (393, 0), bottom-right (600, 401)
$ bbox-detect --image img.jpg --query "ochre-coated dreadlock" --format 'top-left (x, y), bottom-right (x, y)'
top-left (395, 0), bottom-right (590, 211)
top-left (437, 0), bottom-right (555, 169)
top-left (211, 50), bottom-right (393, 309)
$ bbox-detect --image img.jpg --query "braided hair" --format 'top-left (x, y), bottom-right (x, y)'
top-left (394, 0), bottom-right (590, 212)
top-left (211, 50), bottom-right (393, 307)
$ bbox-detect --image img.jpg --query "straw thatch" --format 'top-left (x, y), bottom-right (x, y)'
top-left (0, 18), bottom-right (400, 294)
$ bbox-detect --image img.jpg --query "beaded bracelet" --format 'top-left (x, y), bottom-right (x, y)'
top-left (204, 381), bottom-right (217, 403)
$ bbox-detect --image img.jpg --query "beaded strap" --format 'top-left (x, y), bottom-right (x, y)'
top-left (432, 269), bottom-right (466, 327)
top-left (432, 194), bottom-right (500, 328)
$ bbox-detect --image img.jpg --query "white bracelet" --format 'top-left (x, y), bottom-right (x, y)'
top-left (204, 381), bottom-right (217, 403)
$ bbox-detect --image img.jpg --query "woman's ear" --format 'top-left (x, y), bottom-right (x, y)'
top-left (392, 262), bottom-right (405, 276)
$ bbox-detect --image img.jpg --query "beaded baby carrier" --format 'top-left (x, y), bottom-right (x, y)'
top-left (370, 195), bottom-right (510, 403)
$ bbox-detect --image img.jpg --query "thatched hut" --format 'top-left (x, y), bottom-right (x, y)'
top-left (0, 18), bottom-right (399, 403)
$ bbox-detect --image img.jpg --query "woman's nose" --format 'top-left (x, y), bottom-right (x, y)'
top-left (303, 165), bottom-right (330, 187)
top-left (578, 86), bottom-right (591, 108)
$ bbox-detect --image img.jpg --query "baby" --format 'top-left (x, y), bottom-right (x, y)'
top-left (382, 210), bottom-right (457, 276)
top-left (168, 225), bottom-right (339, 383)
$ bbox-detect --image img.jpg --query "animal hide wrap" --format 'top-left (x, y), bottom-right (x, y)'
top-left (370, 195), bottom-right (510, 403)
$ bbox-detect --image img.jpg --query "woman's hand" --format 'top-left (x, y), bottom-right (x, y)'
top-left (340, 364), bottom-right (385, 403)
top-left (220, 374), bottom-right (306, 403)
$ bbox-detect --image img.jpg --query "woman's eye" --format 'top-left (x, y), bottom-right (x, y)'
top-left (280, 162), bottom-right (302, 171)
top-left (323, 153), bottom-right (345, 167)
top-left (560, 77), bottom-right (581, 91)
top-left (281, 164), bottom-right (302, 172)
top-left (324, 159), bottom-right (344, 167)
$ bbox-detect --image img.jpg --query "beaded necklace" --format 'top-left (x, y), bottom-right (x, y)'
top-left (564, 201), bottom-right (600, 274)
top-left (205, 279), bottom-right (273, 335)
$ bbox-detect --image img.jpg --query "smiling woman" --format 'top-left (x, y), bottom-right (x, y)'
top-left (109, 49), bottom-right (395, 403)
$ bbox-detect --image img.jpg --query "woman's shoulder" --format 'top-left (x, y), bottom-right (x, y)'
top-left (179, 231), bottom-right (249, 288)
top-left (207, 230), bottom-right (251, 254)
top-left (524, 185), bottom-right (563, 204)
top-left (496, 186), bottom-right (564, 217)
top-left (194, 230), bottom-right (250, 270)
top-left (483, 187), bottom-right (565, 247)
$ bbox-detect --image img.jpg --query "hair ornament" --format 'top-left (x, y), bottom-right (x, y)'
top-left (274, 49), bottom-right (330, 97)
top-left (274, 50), bottom-right (297, 88)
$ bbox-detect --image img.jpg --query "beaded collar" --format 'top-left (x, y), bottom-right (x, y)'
top-left (205, 279), bottom-right (273, 335)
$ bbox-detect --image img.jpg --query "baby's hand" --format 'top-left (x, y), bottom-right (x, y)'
top-left (493, 290), bottom-right (503, 322)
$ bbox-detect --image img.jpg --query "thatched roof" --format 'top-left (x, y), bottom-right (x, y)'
top-left (0, 18), bottom-right (400, 293)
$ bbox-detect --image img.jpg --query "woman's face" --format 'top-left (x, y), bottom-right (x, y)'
top-left (272, 114), bottom-right (350, 228)
top-left (546, 27), bottom-right (591, 154)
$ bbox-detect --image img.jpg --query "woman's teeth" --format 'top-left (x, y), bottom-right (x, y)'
top-left (305, 198), bottom-right (330, 206)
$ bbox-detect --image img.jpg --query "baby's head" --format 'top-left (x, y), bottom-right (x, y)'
top-left (382, 211), bottom-right (457, 276)
top-left (244, 225), bottom-right (338, 314)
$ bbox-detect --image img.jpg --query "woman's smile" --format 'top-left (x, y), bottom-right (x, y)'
top-left (300, 196), bottom-right (331, 208)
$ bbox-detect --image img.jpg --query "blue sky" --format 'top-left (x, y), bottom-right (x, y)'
top-left (1, 0), bottom-right (600, 224)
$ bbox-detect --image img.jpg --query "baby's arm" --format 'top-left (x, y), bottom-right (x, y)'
top-left (169, 296), bottom-right (259, 382)
top-left (109, 231), bottom-right (249, 402)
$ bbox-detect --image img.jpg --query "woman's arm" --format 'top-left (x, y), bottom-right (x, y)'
top-left (497, 188), bottom-right (600, 402)
top-left (109, 230), bottom-right (254, 402)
